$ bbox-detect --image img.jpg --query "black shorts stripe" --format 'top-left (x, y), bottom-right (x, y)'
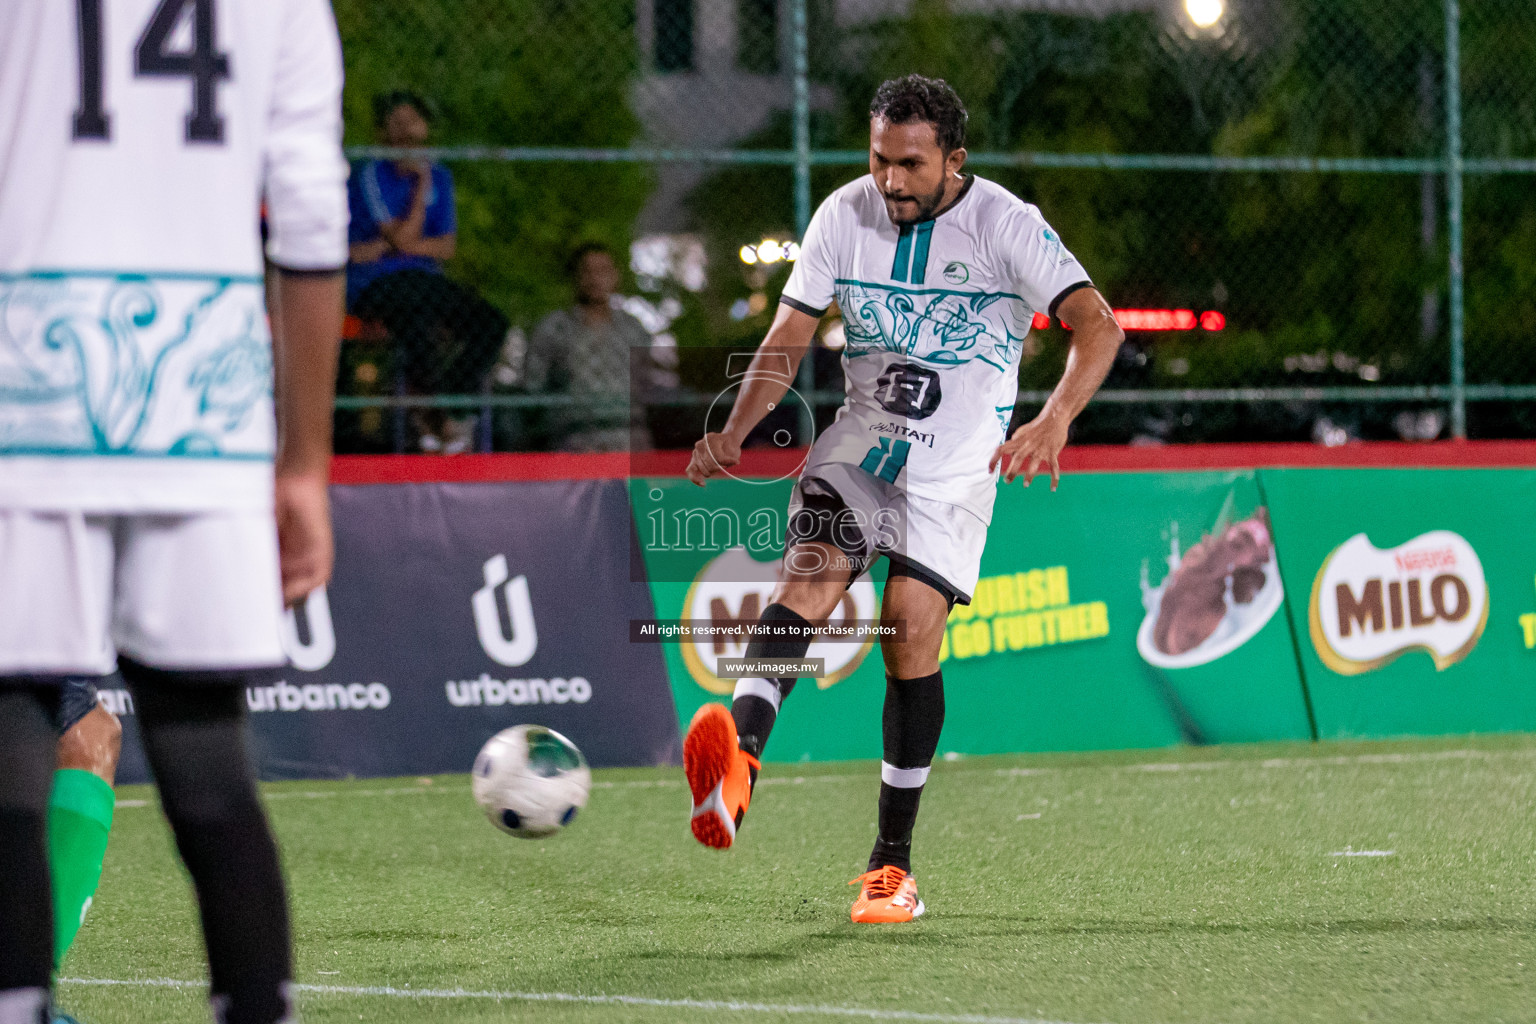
top-left (887, 555), bottom-right (967, 609)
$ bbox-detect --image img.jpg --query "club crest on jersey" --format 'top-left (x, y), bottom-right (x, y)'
top-left (942, 261), bottom-right (970, 285)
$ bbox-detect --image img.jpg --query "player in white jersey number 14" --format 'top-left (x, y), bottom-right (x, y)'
top-left (0, 2), bottom-right (348, 1023)
top-left (681, 75), bottom-right (1125, 923)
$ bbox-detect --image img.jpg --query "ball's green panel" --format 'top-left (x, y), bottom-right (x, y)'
top-left (524, 727), bottom-right (584, 777)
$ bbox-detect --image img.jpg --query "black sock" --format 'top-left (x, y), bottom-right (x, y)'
top-left (0, 810), bottom-right (52, 998)
top-left (0, 687), bottom-right (60, 999)
top-left (124, 664), bottom-right (295, 1024)
top-left (731, 603), bottom-right (813, 781)
top-left (868, 671), bottom-right (945, 874)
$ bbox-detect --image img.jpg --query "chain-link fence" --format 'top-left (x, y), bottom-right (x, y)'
top-left (328, 0), bottom-right (1536, 453)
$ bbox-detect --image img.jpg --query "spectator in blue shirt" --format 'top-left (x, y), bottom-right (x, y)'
top-left (343, 91), bottom-right (507, 452)
top-left (347, 92), bottom-right (457, 306)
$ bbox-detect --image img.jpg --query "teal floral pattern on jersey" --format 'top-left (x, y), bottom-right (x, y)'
top-left (189, 313), bottom-right (272, 431)
top-left (837, 281), bottom-right (1030, 374)
top-left (0, 272), bottom-right (273, 460)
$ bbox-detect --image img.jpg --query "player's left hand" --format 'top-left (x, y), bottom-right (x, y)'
top-left (275, 471), bottom-right (334, 607)
top-left (989, 410), bottom-right (1069, 490)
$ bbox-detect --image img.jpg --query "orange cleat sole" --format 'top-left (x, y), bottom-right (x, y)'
top-left (684, 703), bottom-right (739, 849)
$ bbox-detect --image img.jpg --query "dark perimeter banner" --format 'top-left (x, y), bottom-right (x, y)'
top-left (109, 463), bottom-right (1536, 783)
top-left (114, 479), bottom-right (677, 784)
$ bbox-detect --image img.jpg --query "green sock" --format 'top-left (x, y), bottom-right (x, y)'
top-left (48, 768), bottom-right (116, 971)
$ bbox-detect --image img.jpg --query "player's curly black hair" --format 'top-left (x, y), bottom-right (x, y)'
top-left (869, 75), bottom-right (968, 154)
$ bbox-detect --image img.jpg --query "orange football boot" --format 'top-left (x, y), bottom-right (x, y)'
top-left (849, 865), bottom-right (925, 922)
top-left (684, 703), bottom-right (760, 849)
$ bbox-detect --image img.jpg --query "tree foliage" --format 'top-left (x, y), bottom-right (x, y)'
top-left (690, 0), bottom-right (1536, 438)
top-left (332, 0), bottom-right (650, 324)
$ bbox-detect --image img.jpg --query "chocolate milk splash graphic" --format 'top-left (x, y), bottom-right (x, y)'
top-left (1137, 505), bottom-right (1286, 671)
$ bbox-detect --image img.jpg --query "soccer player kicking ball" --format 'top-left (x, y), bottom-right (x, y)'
top-left (683, 75), bottom-right (1123, 923)
top-left (0, 2), bottom-right (347, 1023)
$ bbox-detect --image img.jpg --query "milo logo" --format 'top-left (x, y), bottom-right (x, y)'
top-left (680, 547), bottom-right (876, 694)
top-left (1308, 531), bottom-right (1489, 675)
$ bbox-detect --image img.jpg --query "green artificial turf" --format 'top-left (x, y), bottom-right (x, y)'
top-left (58, 734), bottom-right (1536, 1024)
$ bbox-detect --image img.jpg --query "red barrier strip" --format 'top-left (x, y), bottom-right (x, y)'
top-left (1059, 440), bottom-right (1536, 472)
top-left (330, 440), bottom-right (1536, 486)
top-left (329, 448), bottom-right (799, 484)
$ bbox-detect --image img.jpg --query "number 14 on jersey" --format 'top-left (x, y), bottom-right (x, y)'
top-left (73, 0), bottom-right (232, 144)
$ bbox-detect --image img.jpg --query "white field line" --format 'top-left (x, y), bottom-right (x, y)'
top-left (111, 745), bottom-right (1536, 809)
top-left (1331, 850), bottom-right (1396, 857)
top-left (59, 976), bottom-right (1095, 1024)
top-left (999, 746), bottom-right (1536, 779)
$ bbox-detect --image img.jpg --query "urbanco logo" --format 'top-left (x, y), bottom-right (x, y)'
top-left (472, 554), bottom-right (539, 667)
top-left (680, 547), bottom-right (876, 695)
top-left (281, 586), bottom-right (336, 672)
top-left (1308, 531), bottom-right (1489, 675)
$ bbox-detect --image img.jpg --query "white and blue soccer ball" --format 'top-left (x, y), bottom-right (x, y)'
top-left (472, 725), bottom-right (591, 839)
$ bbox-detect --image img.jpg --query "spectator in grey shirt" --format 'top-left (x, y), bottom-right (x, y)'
top-left (525, 243), bottom-right (657, 452)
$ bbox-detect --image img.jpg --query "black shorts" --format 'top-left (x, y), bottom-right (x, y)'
top-left (53, 678), bottom-right (101, 735)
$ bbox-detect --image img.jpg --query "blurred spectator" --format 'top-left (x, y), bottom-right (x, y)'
top-left (347, 91), bottom-right (456, 302)
top-left (524, 244), bottom-right (657, 452)
top-left (345, 91), bottom-right (506, 452)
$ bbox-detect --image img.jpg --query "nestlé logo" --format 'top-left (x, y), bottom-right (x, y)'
top-left (1308, 531), bottom-right (1488, 675)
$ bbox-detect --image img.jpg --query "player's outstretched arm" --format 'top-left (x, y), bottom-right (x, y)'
top-left (990, 286), bottom-right (1123, 489)
top-left (270, 269), bottom-right (344, 605)
top-left (685, 303), bottom-right (821, 486)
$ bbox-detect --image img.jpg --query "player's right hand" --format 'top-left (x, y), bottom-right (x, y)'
top-left (275, 471), bottom-right (334, 607)
top-left (686, 432), bottom-right (741, 486)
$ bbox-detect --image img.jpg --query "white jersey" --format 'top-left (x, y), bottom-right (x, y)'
top-left (0, 0), bottom-right (348, 513)
top-left (782, 174), bottom-right (1091, 524)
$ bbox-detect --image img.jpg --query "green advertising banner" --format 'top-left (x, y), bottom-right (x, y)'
top-left (634, 469), bottom-right (1314, 763)
top-left (632, 476), bottom-right (889, 763)
top-left (1259, 468), bottom-right (1536, 738)
top-left (941, 470), bottom-right (1313, 754)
